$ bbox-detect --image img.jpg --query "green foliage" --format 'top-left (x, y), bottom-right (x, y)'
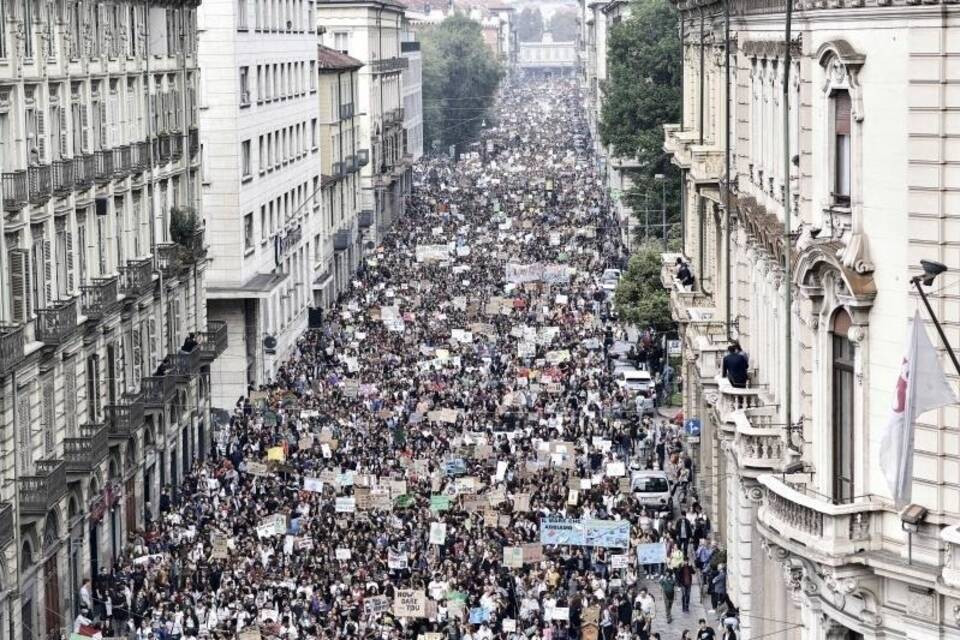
top-left (548, 9), bottom-right (578, 42)
top-left (421, 15), bottom-right (503, 151)
top-left (516, 7), bottom-right (544, 42)
top-left (614, 243), bottom-right (673, 331)
top-left (169, 207), bottom-right (198, 247)
top-left (599, 0), bottom-right (682, 235)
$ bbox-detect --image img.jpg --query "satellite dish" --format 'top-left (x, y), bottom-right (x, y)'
top-left (263, 335), bottom-right (278, 353)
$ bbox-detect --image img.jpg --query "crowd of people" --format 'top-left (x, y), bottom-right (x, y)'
top-left (76, 79), bottom-right (734, 640)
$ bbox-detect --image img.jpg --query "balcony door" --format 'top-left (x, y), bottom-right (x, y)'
top-left (832, 309), bottom-right (855, 502)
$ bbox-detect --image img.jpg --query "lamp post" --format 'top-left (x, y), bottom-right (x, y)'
top-left (912, 259), bottom-right (960, 377)
top-left (654, 173), bottom-right (666, 248)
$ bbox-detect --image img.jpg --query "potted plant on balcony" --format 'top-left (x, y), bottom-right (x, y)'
top-left (168, 207), bottom-right (203, 270)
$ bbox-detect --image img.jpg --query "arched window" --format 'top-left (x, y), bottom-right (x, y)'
top-left (832, 308), bottom-right (855, 502)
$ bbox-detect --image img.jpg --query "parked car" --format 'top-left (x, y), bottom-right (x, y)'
top-left (600, 268), bottom-right (622, 292)
top-left (615, 369), bottom-right (653, 394)
top-left (630, 470), bottom-right (671, 506)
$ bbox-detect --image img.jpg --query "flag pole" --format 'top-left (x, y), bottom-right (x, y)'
top-left (911, 277), bottom-right (960, 378)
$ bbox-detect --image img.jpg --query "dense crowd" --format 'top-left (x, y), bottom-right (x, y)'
top-left (76, 79), bottom-right (734, 640)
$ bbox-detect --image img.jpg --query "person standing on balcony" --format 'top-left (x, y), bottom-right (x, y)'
top-left (721, 345), bottom-right (749, 388)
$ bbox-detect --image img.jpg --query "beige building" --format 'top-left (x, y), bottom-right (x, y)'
top-left (0, 0), bottom-right (224, 638)
top-left (663, 1), bottom-right (960, 639)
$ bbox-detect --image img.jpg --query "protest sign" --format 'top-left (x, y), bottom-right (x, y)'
top-left (610, 554), bottom-right (629, 570)
top-left (503, 546), bottom-right (523, 568)
top-left (522, 543), bottom-right (543, 564)
top-left (429, 522), bottom-right (447, 545)
top-left (335, 548), bottom-right (352, 560)
top-left (387, 550), bottom-right (408, 570)
top-left (335, 497), bottom-right (356, 513)
top-left (210, 536), bottom-right (229, 559)
top-left (393, 590), bottom-right (427, 618)
top-left (303, 477), bottom-right (324, 493)
top-left (365, 595), bottom-right (390, 616)
top-left (635, 542), bottom-right (667, 565)
top-left (539, 517), bottom-right (630, 549)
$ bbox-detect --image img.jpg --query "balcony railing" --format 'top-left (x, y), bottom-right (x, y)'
top-left (358, 210), bottom-right (374, 228)
top-left (339, 102), bottom-right (355, 120)
top-left (73, 155), bottom-right (95, 189)
top-left (80, 276), bottom-right (119, 320)
top-left (157, 133), bottom-right (172, 164)
top-left (94, 149), bottom-right (114, 182)
top-left (731, 406), bottom-right (786, 471)
top-left (0, 324), bottom-right (26, 376)
top-left (171, 348), bottom-right (202, 378)
top-left (63, 423), bottom-right (109, 474)
top-left (28, 164), bottom-right (52, 203)
top-left (757, 473), bottom-right (887, 562)
top-left (36, 298), bottom-right (79, 346)
top-left (131, 141), bottom-right (149, 172)
top-left (0, 502), bottom-right (12, 549)
top-left (155, 242), bottom-right (180, 277)
top-left (2, 171), bottom-right (28, 210)
top-left (105, 394), bottom-right (145, 440)
top-left (713, 377), bottom-right (765, 424)
top-left (112, 145), bottom-right (131, 178)
top-left (357, 149), bottom-right (369, 167)
top-left (119, 257), bottom-right (154, 298)
top-left (190, 227), bottom-right (206, 259)
top-left (370, 56), bottom-right (409, 74)
top-left (345, 155), bottom-right (358, 173)
top-left (142, 374), bottom-right (177, 407)
top-left (51, 159), bottom-right (74, 194)
top-left (334, 230), bottom-right (351, 251)
top-left (19, 459), bottom-right (68, 516)
top-left (198, 321), bottom-right (228, 362)
top-left (171, 135), bottom-right (183, 162)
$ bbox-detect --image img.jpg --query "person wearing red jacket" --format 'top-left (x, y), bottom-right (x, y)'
top-left (677, 560), bottom-right (695, 613)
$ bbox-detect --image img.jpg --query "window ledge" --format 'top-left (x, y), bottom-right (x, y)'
top-left (241, 175), bottom-right (253, 184)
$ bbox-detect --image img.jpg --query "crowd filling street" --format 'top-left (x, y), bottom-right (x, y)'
top-left (77, 79), bottom-right (737, 640)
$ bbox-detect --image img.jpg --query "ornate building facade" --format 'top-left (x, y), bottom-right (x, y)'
top-left (0, 0), bottom-right (224, 638)
top-left (664, 1), bottom-right (960, 638)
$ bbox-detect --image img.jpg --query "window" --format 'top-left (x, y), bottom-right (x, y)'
top-left (258, 134), bottom-right (266, 173)
top-left (240, 66), bottom-right (250, 105)
top-left (257, 66), bottom-right (263, 102)
top-left (237, 0), bottom-right (248, 29)
top-left (832, 309), bottom-right (855, 503)
top-left (241, 139), bottom-right (252, 178)
top-left (260, 205), bottom-right (267, 243)
top-left (833, 90), bottom-right (851, 206)
top-left (311, 118), bottom-right (317, 149)
top-left (0, 0), bottom-right (7, 58)
top-left (244, 212), bottom-right (254, 252)
top-left (23, 0), bottom-right (34, 58)
top-left (309, 61), bottom-right (316, 91)
top-left (334, 31), bottom-right (349, 52)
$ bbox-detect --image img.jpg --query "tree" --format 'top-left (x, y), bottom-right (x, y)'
top-left (614, 243), bottom-right (673, 331)
top-left (548, 9), bottom-right (578, 42)
top-left (421, 15), bottom-right (503, 151)
top-left (599, 0), bottom-right (682, 244)
top-left (516, 7), bottom-right (544, 42)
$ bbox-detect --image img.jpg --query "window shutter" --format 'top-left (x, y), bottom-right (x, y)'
top-left (17, 391), bottom-right (32, 474)
top-left (43, 239), bottom-right (54, 303)
top-left (80, 104), bottom-right (90, 153)
top-left (58, 106), bottom-right (68, 158)
top-left (65, 228), bottom-right (76, 292)
top-left (110, 94), bottom-right (120, 146)
top-left (98, 102), bottom-right (107, 148)
top-left (64, 362), bottom-right (78, 437)
top-left (835, 92), bottom-right (851, 136)
top-left (9, 249), bottom-right (31, 323)
top-left (133, 325), bottom-right (143, 387)
top-left (36, 110), bottom-right (47, 162)
top-left (42, 377), bottom-right (55, 455)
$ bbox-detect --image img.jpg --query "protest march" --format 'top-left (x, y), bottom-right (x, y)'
top-left (77, 78), bottom-right (725, 640)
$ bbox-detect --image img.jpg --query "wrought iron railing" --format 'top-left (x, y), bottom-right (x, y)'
top-left (94, 149), bottom-right (115, 181)
top-left (73, 155), bottom-right (95, 188)
top-left (199, 321), bottom-right (228, 361)
top-left (51, 159), bottom-right (74, 194)
top-left (27, 164), bottom-right (52, 203)
top-left (19, 459), bottom-right (68, 516)
top-left (142, 374), bottom-right (177, 407)
top-left (36, 298), bottom-right (79, 345)
top-left (119, 257), bottom-right (154, 298)
top-left (105, 394), bottom-right (145, 440)
top-left (0, 502), bottom-right (12, 548)
top-left (0, 324), bottom-right (25, 376)
top-left (2, 171), bottom-right (28, 210)
top-left (63, 423), bottom-right (109, 474)
top-left (80, 276), bottom-right (119, 320)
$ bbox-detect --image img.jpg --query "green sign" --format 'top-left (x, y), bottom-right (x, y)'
top-left (430, 495), bottom-right (451, 512)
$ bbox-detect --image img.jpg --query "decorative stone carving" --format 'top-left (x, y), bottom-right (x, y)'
top-left (846, 325), bottom-right (866, 344)
top-left (906, 590), bottom-right (935, 619)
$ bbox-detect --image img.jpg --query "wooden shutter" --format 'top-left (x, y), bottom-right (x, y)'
top-left (43, 239), bottom-right (54, 303)
top-left (109, 93), bottom-right (120, 146)
top-left (64, 361), bottom-right (78, 437)
top-left (835, 92), bottom-right (851, 136)
top-left (80, 103), bottom-right (90, 153)
top-left (65, 227), bottom-right (76, 292)
top-left (9, 249), bottom-right (31, 323)
top-left (17, 391), bottom-right (32, 474)
top-left (58, 105), bottom-right (68, 158)
top-left (98, 101), bottom-right (107, 148)
top-left (42, 377), bottom-right (55, 455)
top-left (36, 110), bottom-right (47, 162)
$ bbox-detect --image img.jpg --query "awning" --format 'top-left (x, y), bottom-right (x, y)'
top-left (207, 272), bottom-right (288, 299)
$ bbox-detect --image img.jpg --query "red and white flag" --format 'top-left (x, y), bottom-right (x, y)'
top-left (880, 311), bottom-right (957, 507)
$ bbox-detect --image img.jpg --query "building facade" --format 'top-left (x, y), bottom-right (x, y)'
top-left (314, 45), bottom-right (365, 309)
top-left (663, 1), bottom-right (960, 639)
top-left (517, 32), bottom-right (576, 77)
top-left (0, 0), bottom-right (224, 638)
top-left (198, 0), bottom-right (322, 406)
top-left (316, 0), bottom-right (412, 245)
top-left (401, 37), bottom-right (423, 162)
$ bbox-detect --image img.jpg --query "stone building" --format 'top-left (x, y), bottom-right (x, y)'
top-left (663, 1), bottom-right (960, 639)
top-left (0, 0), bottom-right (224, 637)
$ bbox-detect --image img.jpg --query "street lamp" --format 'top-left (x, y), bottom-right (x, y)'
top-left (911, 259), bottom-right (960, 377)
top-left (654, 173), bottom-right (667, 249)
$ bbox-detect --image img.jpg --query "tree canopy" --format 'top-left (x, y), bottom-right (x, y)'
top-left (614, 243), bottom-right (672, 331)
top-left (599, 0), bottom-right (682, 244)
top-left (548, 9), bottom-right (578, 42)
top-left (421, 15), bottom-right (503, 151)
top-left (516, 7), bottom-right (544, 42)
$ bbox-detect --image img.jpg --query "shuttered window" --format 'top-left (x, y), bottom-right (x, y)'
top-left (9, 248), bottom-right (32, 323)
top-left (41, 375), bottom-right (55, 455)
top-left (64, 359), bottom-right (78, 437)
top-left (17, 387), bottom-right (32, 474)
top-left (834, 91), bottom-right (851, 204)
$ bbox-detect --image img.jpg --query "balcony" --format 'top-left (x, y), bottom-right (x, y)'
top-left (332, 161), bottom-right (345, 177)
top-left (198, 321), bottom-right (228, 362)
top-left (0, 502), bottom-right (12, 549)
top-left (663, 123), bottom-right (699, 170)
top-left (757, 473), bottom-right (887, 566)
top-left (157, 133), bottom-right (171, 164)
top-left (131, 141), bottom-right (150, 172)
top-left (94, 149), bottom-right (114, 182)
top-left (51, 159), bottom-right (74, 194)
top-left (112, 145), bottom-right (131, 178)
top-left (171, 135), bottom-right (183, 162)
top-left (3, 171), bottom-right (28, 210)
top-left (370, 56), bottom-right (409, 74)
top-left (120, 257), bottom-right (154, 298)
top-left (339, 102), bottom-right (355, 120)
top-left (171, 347), bottom-right (202, 378)
top-left (80, 276), bottom-right (119, 320)
top-left (19, 459), bottom-right (68, 517)
top-left (358, 210), bottom-right (374, 228)
top-left (189, 128), bottom-right (199, 159)
top-left (105, 394), bottom-right (145, 440)
top-left (357, 149), bottom-right (369, 167)
top-left (345, 155), bottom-right (358, 173)
top-left (189, 227), bottom-right (206, 260)
top-left (334, 230), bottom-right (351, 251)
top-left (689, 145), bottom-right (724, 184)
top-left (731, 406), bottom-right (786, 472)
top-left (713, 377), bottom-right (765, 424)
top-left (142, 374), bottom-right (177, 407)
top-left (0, 324), bottom-right (25, 377)
top-left (36, 298), bottom-right (79, 346)
top-left (63, 423), bottom-right (109, 475)
top-left (27, 164), bottom-right (52, 204)
top-left (73, 155), bottom-right (95, 189)
top-left (155, 242), bottom-right (180, 277)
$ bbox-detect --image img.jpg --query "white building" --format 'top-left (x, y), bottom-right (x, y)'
top-left (316, 0), bottom-right (413, 244)
top-left (664, 1), bottom-right (960, 639)
top-left (0, 0), bottom-right (223, 637)
top-left (198, 0), bottom-right (323, 406)
top-left (401, 35), bottom-right (424, 162)
top-left (517, 32), bottom-right (576, 76)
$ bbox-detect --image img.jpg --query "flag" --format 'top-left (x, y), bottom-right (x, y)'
top-left (879, 311), bottom-right (957, 507)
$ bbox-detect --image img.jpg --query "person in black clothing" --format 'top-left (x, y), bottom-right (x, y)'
top-left (181, 332), bottom-right (198, 352)
top-left (697, 618), bottom-right (717, 640)
top-left (676, 260), bottom-right (695, 288)
top-left (721, 345), bottom-right (749, 388)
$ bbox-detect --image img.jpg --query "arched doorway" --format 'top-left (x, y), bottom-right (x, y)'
top-left (20, 540), bottom-right (35, 640)
top-left (41, 516), bottom-right (62, 638)
top-left (67, 496), bottom-right (83, 617)
top-left (831, 308), bottom-right (855, 502)
top-left (107, 459), bottom-right (121, 567)
top-left (124, 439), bottom-right (138, 536)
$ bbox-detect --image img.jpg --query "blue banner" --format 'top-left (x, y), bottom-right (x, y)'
top-left (635, 542), bottom-right (666, 564)
top-left (539, 517), bottom-right (630, 549)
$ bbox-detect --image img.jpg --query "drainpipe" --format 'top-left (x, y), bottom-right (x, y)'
top-left (724, 0), bottom-right (732, 339)
top-left (698, 7), bottom-right (705, 146)
top-left (783, 0), bottom-right (794, 443)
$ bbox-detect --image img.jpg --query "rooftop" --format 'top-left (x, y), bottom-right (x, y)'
top-left (317, 45), bottom-right (364, 71)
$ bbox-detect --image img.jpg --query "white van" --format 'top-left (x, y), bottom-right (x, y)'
top-left (630, 470), bottom-right (671, 507)
top-left (616, 369), bottom-right (652, 394)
